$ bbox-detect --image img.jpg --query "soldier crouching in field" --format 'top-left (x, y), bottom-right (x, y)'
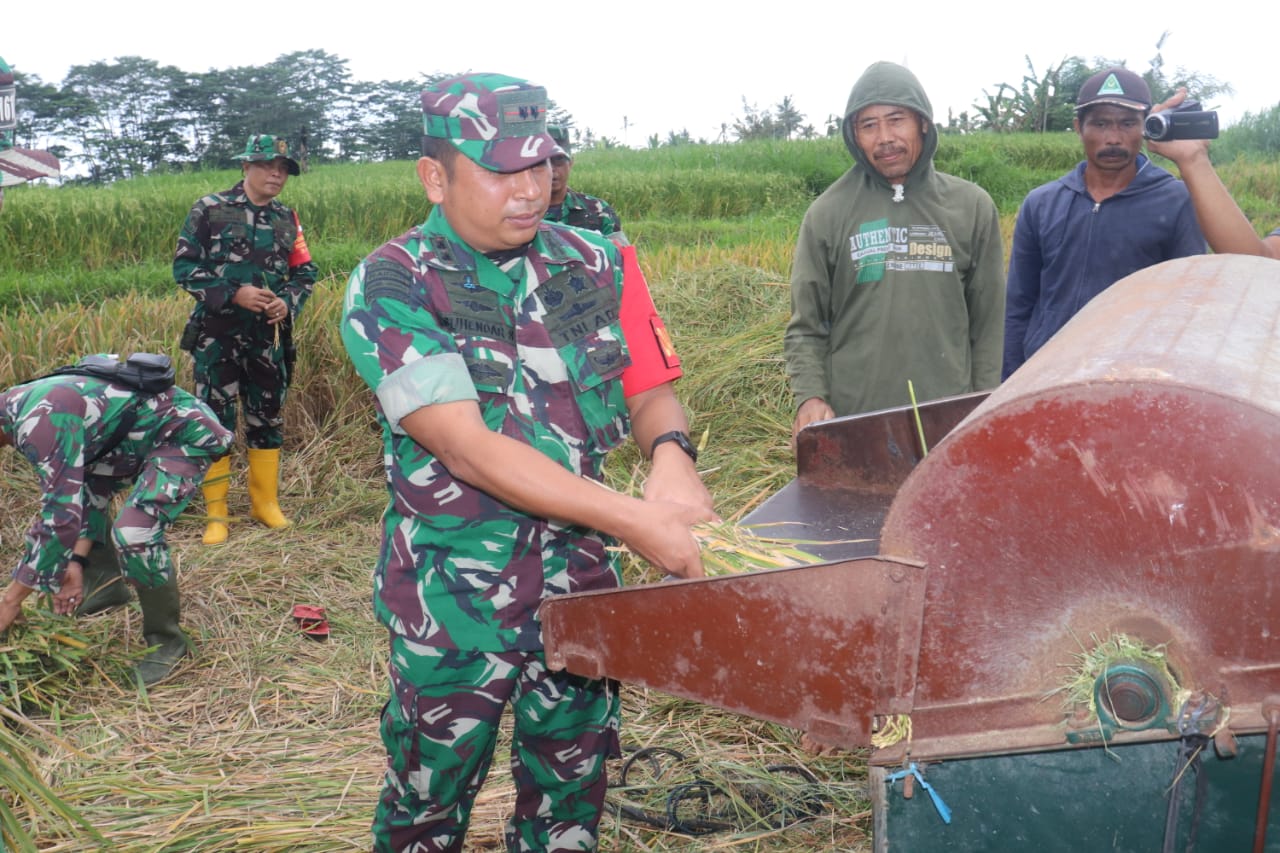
top-left (0, 355), bottom-right (233, 685)
top-left (173, 134), bottom-right (317, 546)
top-left (341, 72), bottom-right (718, 852)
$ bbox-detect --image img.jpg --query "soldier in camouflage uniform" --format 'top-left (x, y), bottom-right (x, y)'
top-left (0, 364), bottom-right (233, 684)
top-left (543, 124), bottom-right (626, 244)
top-left (341, 73), bottom-right (717, 853)
top-left (174, 134), bottom-right (317, 545)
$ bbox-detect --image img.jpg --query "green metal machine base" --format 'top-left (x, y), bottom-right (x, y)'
top-left (872, 734), bottom-right (1278, 852)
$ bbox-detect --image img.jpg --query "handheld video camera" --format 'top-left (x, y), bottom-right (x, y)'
top-left (1144, 100), bottom-right (1219, 142)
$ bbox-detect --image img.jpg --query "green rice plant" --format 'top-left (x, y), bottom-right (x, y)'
top-left (1, 707), bottom-right (106, 852)
top-left (0, 612), bottom-right (98, 714)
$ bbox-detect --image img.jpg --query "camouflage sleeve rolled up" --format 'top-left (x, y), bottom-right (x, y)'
top-left (340, 232), bottom-right (478, 431)
top-left (1, 376), bottom-right (232, 591)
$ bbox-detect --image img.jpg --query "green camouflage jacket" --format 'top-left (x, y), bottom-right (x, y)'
top-left (544, 189), bottom-right (622, 238)
top-left (1, 375), bottom-right (233, 591)
top-left (341, 207), bottom-right (633, 652)
top-left (173, 181), bottom-right (318, 319)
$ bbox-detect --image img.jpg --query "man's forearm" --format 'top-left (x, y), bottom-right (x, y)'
top-left (1177, 152), bottom-right (1269, 256)
top-left (402, 402), bottom-right (648, 538)
top-left (627, 383), bottom-right (693, 463)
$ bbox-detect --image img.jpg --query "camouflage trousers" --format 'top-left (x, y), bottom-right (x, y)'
top-left (191, 314), bottom-right (288, 449)
top-left (84, 452), bottom-right (209, 588)
top-left (373, 638), bottom-right (621, 853)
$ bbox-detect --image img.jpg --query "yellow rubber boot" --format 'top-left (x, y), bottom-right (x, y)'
top-left (201, 456), bottom-right (232, 545)
top-left (247, 448), bottom-right (290, 529)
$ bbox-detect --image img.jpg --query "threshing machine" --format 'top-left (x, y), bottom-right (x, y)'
top-left (542, 255), bottom-right (1280, 850)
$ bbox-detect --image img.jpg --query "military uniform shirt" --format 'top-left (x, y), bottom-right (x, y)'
top-left (343, 209), bottom-right (654, 652)
top-left (174, 180), bottom-right (317, 316)
top-left (544, 189), bottom-right (622, 238)
top-left (1, 376), bottom-right (233, 590)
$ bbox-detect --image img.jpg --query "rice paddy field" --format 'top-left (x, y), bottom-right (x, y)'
top-left (2, 133), bottom-right (1277, 851)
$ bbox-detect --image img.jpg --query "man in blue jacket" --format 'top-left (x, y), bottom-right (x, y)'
top-left (1002, 68), bottom-right (1205, 379)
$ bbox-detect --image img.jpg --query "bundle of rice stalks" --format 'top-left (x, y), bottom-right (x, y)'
top-left (0, 609), bottom-right (98, 715)
top-left (870, 714), bottom-right (913, 750)
top-left (692, 522), bottom-right (823, 576)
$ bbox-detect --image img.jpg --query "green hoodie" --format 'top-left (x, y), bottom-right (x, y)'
top-left (784, 61), bottom-right (1005, 417)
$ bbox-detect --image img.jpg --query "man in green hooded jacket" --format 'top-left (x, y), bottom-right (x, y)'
top-left (784, 61), bottom-right (1005, 443)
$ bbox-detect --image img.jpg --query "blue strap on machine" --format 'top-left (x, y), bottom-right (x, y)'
top-left (884, 763), bottom-right (953, 825)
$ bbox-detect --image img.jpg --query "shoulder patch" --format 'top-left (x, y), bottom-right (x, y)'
top-left (363, 259), bottom-right (414, 304)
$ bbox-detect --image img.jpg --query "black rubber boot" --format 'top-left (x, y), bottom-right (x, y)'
top-left (75, 542), bottom-right (133, 616)
top-left (133, 574), bottom-right (190, 686)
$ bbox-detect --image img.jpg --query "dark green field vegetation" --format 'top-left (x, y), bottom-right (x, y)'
top-left (0, 132), bottom-right (1087, 310)
top-left (2, 127), bottom-right (1279, 851)
top-left (6, 127), bottom-right (1280, 313)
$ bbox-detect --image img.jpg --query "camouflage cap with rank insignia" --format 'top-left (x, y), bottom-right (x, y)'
top-left (421, 73), bottom-right (560, 173)
top-left (236, 133), bottom-right (301, 175)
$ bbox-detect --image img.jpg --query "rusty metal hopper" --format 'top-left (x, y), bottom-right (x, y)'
top-left (542, 255), bottom-right (1280, 765)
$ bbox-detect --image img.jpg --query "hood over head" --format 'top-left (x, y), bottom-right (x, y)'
top-left (841, 61), bottom-right (937, 188)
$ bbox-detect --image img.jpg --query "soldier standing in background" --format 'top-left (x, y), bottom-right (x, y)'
top-left (174, 134), bottom-right (318, 545)
top-left (543, 124), bottom-right (627, 244)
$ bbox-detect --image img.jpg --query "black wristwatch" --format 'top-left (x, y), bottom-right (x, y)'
top-left (650, 430), bottom-right (698, 463)
top-left (68, 553), bottom-right (89, 569)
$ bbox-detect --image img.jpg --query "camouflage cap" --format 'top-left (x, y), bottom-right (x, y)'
top-left (548, 124), bottom-right (572, 158)
top-left (236, 134), bottom-right (300, 175)
top-left (421, 73), bottom-right (559, 173)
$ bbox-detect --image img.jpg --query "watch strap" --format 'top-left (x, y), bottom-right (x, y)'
top-left (650, 430), bottom-right (697, 463)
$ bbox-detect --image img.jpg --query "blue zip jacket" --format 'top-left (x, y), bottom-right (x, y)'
top-left (1003, 155), bottom-right (1205, 378)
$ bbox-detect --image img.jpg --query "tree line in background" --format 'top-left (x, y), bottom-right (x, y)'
top-left (8, 38), bottom-right (1273, 183)
top-left (726, 36), bottom-right (1237, 143)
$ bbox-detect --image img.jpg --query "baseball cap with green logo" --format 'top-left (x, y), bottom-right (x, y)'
top-left (421, 73), bottom-right (560, 173)
top-left (1075, 68), bottom-right (1152, 113)
top-left (236, 134), bottom-right (300, 175)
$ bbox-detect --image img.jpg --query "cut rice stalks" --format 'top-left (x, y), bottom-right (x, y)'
top-left (0, 609), bottom-right (97, 715)
top-left (870, 713), bottom-right (913, 750)
top-left (609, 520), bottom-right (829, 576)
top-left (1054, 632), bottom-right (1178, 720)
top-left (693, 521), bottom-right (825, 575)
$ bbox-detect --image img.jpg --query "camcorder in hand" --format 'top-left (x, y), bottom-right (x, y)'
top-left (1144, 100), bottom-right (1219, 141)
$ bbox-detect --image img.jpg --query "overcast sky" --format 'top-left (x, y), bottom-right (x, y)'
top-left (9, 0), bottom-right (1273, 147)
